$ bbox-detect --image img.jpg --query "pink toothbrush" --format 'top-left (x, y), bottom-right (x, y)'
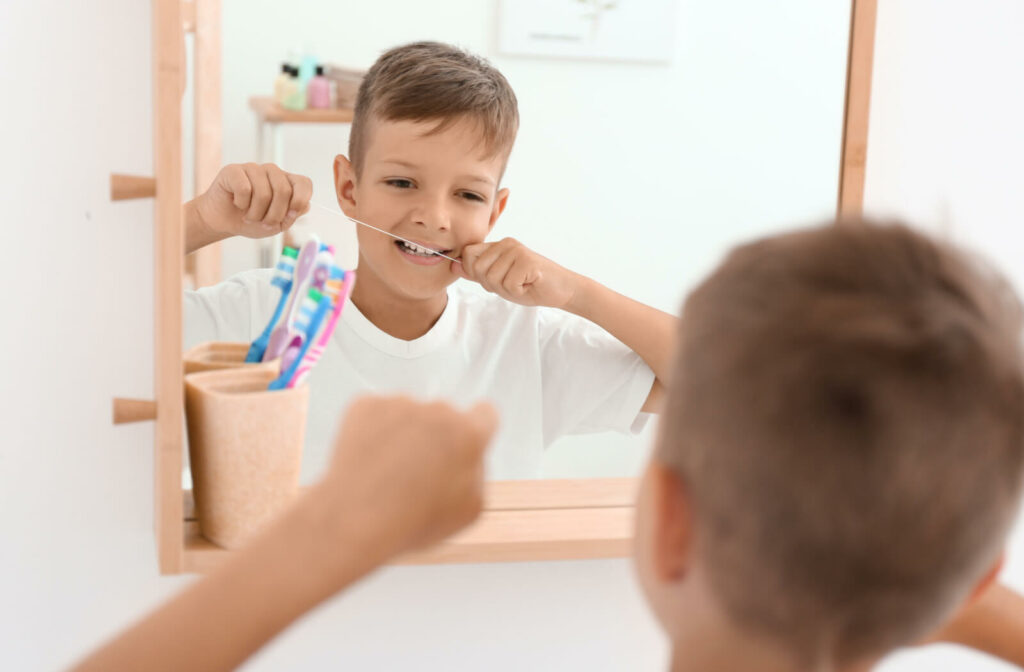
top-left (287, 269), bottom-right (355, 388)
top-left (263, 235), bottom-right (321, 362)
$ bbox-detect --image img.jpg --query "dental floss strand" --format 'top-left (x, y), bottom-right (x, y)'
top-left (310, 202), bottom-right (460, 263)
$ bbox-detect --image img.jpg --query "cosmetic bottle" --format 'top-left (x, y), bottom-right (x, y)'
top-left (299, 47), bottom-right (318, 86)
top-left (273, 63), bottom-right (290, 105)
top-left (282, 66), bottom-right (305, 111)
top-left (307, 65), bottom-right (330, 109)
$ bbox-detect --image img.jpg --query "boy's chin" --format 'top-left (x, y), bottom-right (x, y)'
top-left (391, 272), bottom-right (458, 302)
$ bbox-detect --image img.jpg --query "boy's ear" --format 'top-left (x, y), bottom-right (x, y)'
top-left (488, 187), bottom-right (510, 233)
top-left (650, 459), bottom-right (694, 582)
top-left (333, 154), bottom-right (358, 215)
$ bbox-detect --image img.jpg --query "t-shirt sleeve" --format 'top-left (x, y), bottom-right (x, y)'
top-left (183, 268), bottom-right (277, 350)
top-left (537, 308), bottom-right (656, 445)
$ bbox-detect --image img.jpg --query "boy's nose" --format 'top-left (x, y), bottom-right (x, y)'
top-left (411, 193), bottom-right (451, 232)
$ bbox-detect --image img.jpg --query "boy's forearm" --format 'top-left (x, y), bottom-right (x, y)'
top-left (72, 485), bottom-right (391, 672)
top-left (934, 582), bottom-right (1024, 665)
top-left (184, 199), bottom-right (230, 256)
top-left (567, 275), bottom-right (677, 408)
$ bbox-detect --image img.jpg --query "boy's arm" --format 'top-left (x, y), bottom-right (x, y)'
top-left (185, 163), bottom-right (313, 255)
top-left (565, 276), bottom-right (674, 412)
top-left (457, 238), bottom-right (677, 412)
top-left (72, 397), bottom-right (497, 672)
top-left (926, 582), bottom-right (1024, 665)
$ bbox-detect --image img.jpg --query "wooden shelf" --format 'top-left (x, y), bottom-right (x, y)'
top-left (182, 478), bottom-right (638, 572)
top-left (248, 95), bottom-right (354, 124)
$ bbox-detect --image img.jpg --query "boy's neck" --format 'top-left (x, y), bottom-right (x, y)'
top-left (668, 627), bottom-right (800, 672)
top-left (349, 262), bottom-right (449, 341)
top-left (664, 586), bottom-right (878, 672)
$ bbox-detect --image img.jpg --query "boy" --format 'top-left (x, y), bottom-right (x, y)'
top-left (81, 220), bottom-right (1024, 671)
top-left (185, 41), bottom-right (673, 481)
top-left (634, 221), bottom-right (1024, 669)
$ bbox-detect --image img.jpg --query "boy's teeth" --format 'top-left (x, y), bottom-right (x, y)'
top-left (400, 240), bottom-right (437, 256)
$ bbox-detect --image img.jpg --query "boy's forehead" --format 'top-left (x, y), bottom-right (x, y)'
top-left (362, 118), bottom-right (505, 184)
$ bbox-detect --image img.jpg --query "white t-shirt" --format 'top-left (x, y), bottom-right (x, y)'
top-left (184, 269), bottom-right (654, 482)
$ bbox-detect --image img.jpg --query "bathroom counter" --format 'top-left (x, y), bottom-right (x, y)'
top-left (248, 95), bottom-right (354, 124)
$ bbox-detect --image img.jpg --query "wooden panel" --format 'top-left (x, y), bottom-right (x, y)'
top-left (112, 398), bottom-right (157, 424)
top-left (182, 505), bottom-right (633, 573)
top-left (110, 174), bottom-right (156, 201)
top-left (153, 0), bottom-right (185, 575)
top-left (188, 0), bottom-right (223, 288)
top-left (483, 477), bottom-right (636, 510)
top-left (838, 0), bottom-right (878, 216)
top-left (399, 506), bottom-right (633, 565)
top-left (249, 96), bottom-right (355, 124)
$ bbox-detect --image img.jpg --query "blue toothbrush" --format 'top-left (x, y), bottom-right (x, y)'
top-left (245, 246), bottom-right (299, 363)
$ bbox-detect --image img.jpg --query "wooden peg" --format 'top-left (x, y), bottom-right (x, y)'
top-left (113, 398), bottom-right (158, 424)
top-left (110, 174), bottom-right (157, 201)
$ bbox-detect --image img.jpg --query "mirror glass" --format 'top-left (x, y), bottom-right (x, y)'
top-left (182, 0), bottom-right (853, 485)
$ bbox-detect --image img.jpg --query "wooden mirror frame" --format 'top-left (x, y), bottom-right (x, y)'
top-left (111, 0), bottom-right (877, 574)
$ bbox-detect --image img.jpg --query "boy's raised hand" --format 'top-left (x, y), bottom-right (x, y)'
top-left (313, 396), bottom-right (498, 563)
top-left (193, 163), bottom-right (312, 241)
top-left (453, 237), bottom-right (582, 310)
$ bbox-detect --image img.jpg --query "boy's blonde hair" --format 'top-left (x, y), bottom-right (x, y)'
top-left (348, 41), bottom-right (519, 177)
top-left (661, 220), bottom-right (1024, 664)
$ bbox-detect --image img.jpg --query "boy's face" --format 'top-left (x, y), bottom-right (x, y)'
top-left (334, 118), bottom-right (510, 303)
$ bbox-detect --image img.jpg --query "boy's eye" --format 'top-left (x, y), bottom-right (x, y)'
top-left (460, 191), bottom-right (486, 203)
top-left (386, 179), bottom-right (414, 189)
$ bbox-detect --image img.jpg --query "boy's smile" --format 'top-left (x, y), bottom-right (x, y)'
top-left (334, 118), bottom-right (510, 339)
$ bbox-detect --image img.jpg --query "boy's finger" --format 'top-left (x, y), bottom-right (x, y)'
top-left (468, 241), bottom-right (509, 282)
top-left (221, 165), bottom-right (253, 212)
top-left (450, 260), bottom-right (468, 278)
top-left (485, 252), bottom-right (517, 294)
top-left (504, 261), bottom-right (532, 297)
top-left (459, 243), bottom-right (488, 279)
top-left (287, 173), bottom-right (313, 221)
top-left (263, 165), bottom-right (294, 230)
top-left (242, 163), bottom-right (273, 223)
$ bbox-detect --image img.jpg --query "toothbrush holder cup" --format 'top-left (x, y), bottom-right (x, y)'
top-left (184, 367), bottom-right (308, 549)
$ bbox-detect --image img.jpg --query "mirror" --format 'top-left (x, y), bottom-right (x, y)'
top-left (182, 0), bottom-right (854, 486)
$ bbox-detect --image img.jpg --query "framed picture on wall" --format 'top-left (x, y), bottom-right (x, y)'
top-left (498, 0), bottom-right (677, 63)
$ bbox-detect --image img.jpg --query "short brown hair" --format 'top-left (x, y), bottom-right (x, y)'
top-left (348, 41), bottom-right (519, 177)
top-left (661, 220), bottom-right (1024, 663)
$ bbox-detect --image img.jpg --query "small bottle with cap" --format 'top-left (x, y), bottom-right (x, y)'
top-left (307, 65), bottom-right (330, 109)
top-left (273, 63), bottom-right (291, 105)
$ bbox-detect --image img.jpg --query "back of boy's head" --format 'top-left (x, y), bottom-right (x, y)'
top-left (660, 220), bottom-right (1024, 664)
top-left (349, 41), bottom-right (519, 177)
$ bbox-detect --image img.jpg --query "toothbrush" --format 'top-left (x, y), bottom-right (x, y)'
top-left (263, 235), bottom-right (321, 362)
top-left (245, 246), bottom-right (298, 363)
top-left (312, 244), bottom-right (336, 291)
top-left (287, 268), bottom-right (354, 389)
top-left (277, 286), bottom-right (323, 373)
top-left (269, 287), bottom-right (334, 391)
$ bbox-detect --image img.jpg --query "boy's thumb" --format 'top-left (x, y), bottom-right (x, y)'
top-left (450, 260), bottom-right (468, 279)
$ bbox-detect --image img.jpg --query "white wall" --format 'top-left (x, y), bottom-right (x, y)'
top-left (3, 0), bottom-right (1024, 671)
top-left (866, 1), bottom-right (1024, 670)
